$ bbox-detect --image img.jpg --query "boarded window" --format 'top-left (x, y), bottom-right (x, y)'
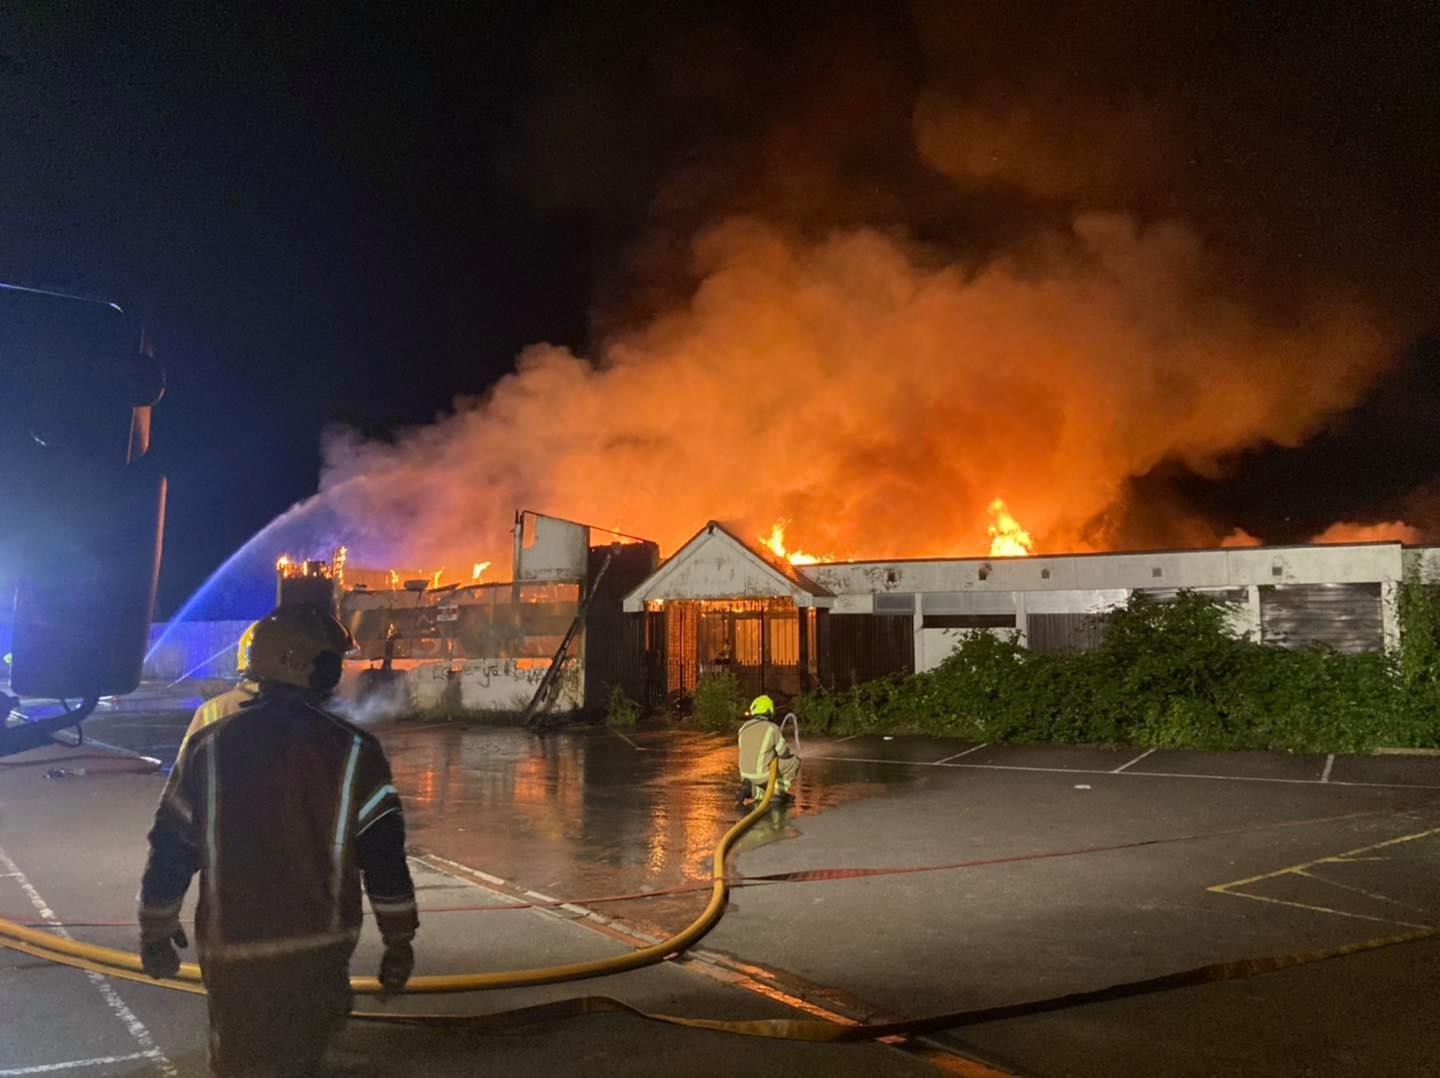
top-left (921, 591), bottom-right (1015, 615)
top-left (1027, 612), bottom-right (1109, 655)
top-left (1259, 583), bottom-right (1384, 653)
top-left (873, 592), bottom-right (916, 615)
top-left (922, 614), bottom-right (1017, 629)
top-left (1137, 587), bottom-right (1249, 605)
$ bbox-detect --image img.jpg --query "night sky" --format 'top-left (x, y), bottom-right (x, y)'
top-left (2, 3), bottom-right (1436, 613)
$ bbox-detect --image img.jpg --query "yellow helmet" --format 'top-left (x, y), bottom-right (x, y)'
top-left (235, 621), bottom-right (259, 675)
top-left (747, 694), bottom-right (776, 718)
top-left (246, 604), bottom-right (356, 693)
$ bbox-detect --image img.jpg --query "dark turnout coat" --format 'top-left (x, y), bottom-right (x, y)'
top-left (139, 686), bottom-right (417, 964)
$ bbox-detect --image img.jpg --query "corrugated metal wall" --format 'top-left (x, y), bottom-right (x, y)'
top-left (143, 620), bottom-right (255, 681)
top-left (1259, 583), bottom-right (1384, 653)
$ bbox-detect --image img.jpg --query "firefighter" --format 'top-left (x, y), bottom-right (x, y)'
top-left (178, 621), bottom-right (260, 752)
top-left (736, 694), bottom-right (799, 805)
top-left (138, 604), bottom-right (418, 1077)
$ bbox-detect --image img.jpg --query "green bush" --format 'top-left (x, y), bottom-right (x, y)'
top-left (605, 684), bottom-right (640, 728)
top-left (1399, 575), bottom-right (1440, 687)
top-left (693, 671), bottom-right (745, 732)
top-left (793, 590), bottom-right (1440, 753)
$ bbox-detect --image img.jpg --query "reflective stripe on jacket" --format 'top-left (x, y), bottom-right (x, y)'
top-left (179, 680), bottom-right (258, 754)
top-left (737, 717), bottom-right (791, 782)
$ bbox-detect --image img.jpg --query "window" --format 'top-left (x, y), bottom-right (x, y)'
top-left (923, 614), bottom-right (1016, 630)
top-left (1152, 567), bottom-right (1163, 578)
top-left (873, 592), bottom-right (915, 615)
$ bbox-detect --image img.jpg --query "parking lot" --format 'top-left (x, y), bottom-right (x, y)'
top-left (2, 706), bottom-right (1437, 1075)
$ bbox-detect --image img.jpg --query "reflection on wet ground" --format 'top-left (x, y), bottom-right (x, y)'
top-left (380, 723), bottom-right (917, 936)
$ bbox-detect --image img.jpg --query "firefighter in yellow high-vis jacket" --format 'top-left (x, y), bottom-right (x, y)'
top-left (179, 621), bottom-right (259, 753)
top-left (736, 694), bottom-right (799, 805)
top-left (138, 604), bottom-right (417, 1076)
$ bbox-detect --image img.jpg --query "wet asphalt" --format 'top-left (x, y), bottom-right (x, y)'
top-left (2, 693), bottom-right (1439, 1075)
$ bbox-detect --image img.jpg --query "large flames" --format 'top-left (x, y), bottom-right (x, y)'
top-left (309, 198), bottom-right (1392, 572)
top-left (760, 501), bottom-right (1035, 566)
top-left (759, 520), bottom-right (829, 566)
top-left (987, 499), bottom-right (1034, 557)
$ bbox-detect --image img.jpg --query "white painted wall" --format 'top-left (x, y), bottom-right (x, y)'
top-left (339, 656), bottom-right (582, 714)
top-left (914, 627), bottom-right (1016, 672)
top-left (804, 543), bottom-right (1406, 598)
top-left (802, 544), bottom-right (1408, 656)
top-left (456, 658), bottom-right (582, 712)
top-left (516, 515), bottom-right (588, 582)
top-left (625, 526), bottom-right (830, 609)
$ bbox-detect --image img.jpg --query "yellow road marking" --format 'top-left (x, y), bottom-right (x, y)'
top-left (1208, 826), bottom-right (1440, 894)
top-left (1208, 826), bottom-right (1440, 929)
top-left (1292, 868), bottom-right (1430, 912)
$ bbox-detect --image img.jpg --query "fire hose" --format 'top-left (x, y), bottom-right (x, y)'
top-left (0, 760), bottom-right (783, 996)
top-left (2, 760), bottom-right (1438, 1047)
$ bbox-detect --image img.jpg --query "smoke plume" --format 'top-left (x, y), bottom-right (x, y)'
top-left (318, 210), bottom-right (1384, 568)
top-left (310, 5), bottom-right (1427, 569)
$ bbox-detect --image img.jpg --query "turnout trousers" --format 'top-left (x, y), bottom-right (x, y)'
top-left (202, 943), bottom-right (354, 1077)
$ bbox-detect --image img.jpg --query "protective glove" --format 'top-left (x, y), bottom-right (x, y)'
top-left (140, 927), bottom-right (188, 979)
top-left (377, 940), bottom-right (414, 1000)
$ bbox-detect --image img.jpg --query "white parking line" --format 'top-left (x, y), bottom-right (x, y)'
top-left (1113, 747), bottom-right (1157, 773)
top-left (1322, 754), bottom-right (1336, 782)
top-left (933, 743), bottom-right (989, 765)
top-left (0, 1051), bottom-right (161, 1075)
top-left (805, 754), bottom-right (1440, 790)
top-left (0, 847), bottom-right (176, 1077)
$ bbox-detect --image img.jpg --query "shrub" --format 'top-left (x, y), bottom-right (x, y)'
top-left (693, 671), bottom-right (744, 732)
top-left (792, 591), bottom-right (1440, 753)
top-left (1399, 574), bottom-right (1440, 688)
top-left (605, 684), bottom-right (640, 728)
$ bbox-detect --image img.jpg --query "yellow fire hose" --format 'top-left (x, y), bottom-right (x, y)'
top-left (4, 757), bottom-right (1438, 1048)
top-left (0, 760), bottom-right (781, 995)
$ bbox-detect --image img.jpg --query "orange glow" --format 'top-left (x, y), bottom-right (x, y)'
top-left (1310, 520), bottom-right (1422, 545)
top-left (759, 519), bottom-right (830, 566)
top-left (276, 555), bottom-right (336, 579)
top-left (472, 561), bottom-right (491, 581)
top-left (431, 569), bottom-right (444, 589)
top-left (308, 209), bottom-right (1395, 572)
top-left (388, 569), bottom-right (401, 589)
top-left (987, 499), bottom-right (1034, 557)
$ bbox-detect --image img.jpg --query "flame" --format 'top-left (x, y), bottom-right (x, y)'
top-left (388, 569), bottom-right (401, 589)
top-left (275, 555), bottom-right (291, 571)
top-left (987, 499), bottom-right (1034, 557)
top-left (472, 561), bottom-right (492, 581)
top-left (1310, 520), bottom-right (1422, 545)
top-left (759, 520), bottom-right (829, 566)
top-left (431, 569), bottom-right (444, 589)
top-left (308, 211), bottom-right (1391, 571)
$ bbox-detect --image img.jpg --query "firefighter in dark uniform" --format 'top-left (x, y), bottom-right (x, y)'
top-left (137, 604), bottom-right (418, 1076)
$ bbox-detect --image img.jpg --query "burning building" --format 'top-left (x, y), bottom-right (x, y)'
top-left (266, 507), bottom-right (1438, 719)
top-left (279, 512), bottom-right (658, 717)
top-left (623, 521), bottom-right (1440, 701)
